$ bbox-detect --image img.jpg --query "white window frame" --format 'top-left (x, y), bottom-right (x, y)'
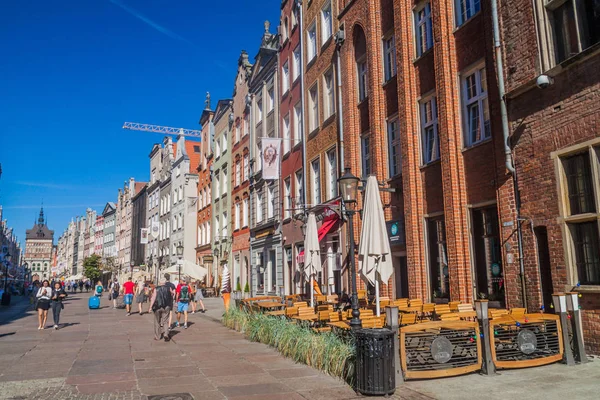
top-left (357, 57), bottom-right (368, 102)
top-left (267, 87), bottom-right (274, 113)
top-left (293, 102), bottom-right (302, 146)
top-left (243, 198), bottom-right (249, 227)
top-left (326, 148), bottom-right (338, 200)
top-left (307, 22), bottom-right (317, 62)
top-left (321, 2), bottom-right (332, 44)
top-left (361, 135), bottom-right (371, 177)
top-left (415, 2), bottom-right (433, 57)
top-left (283, 114), bottom-right (291, 154)
top-left (235, 160), bottom-right (241, 187)
top-left (235, 202), bottom-right (240, 230)
top-left (284, 177), bottom-right (291, 219)
top-left (323, 69), bottom-right (335, 119)
top-left (282, 61), bottom-right (290, 94)
top-left (222, 211), bottom-right (228, 238)
top-left (222, 168), bottom-right (228, 196)
top-left (420, 95), bottom-right (440, 164)
top-left (308, 84), bottom-right (319, 132)
top-left (388, 117), bottom-right (401, 177)
top-left (383, 35), bottom-right (397, 81)
top-left (311, 158), bottom-right (321, 205)
top-left (293, 45), bottom-right (301, 81)
top-left (267, 185), bottom-right (275, 219)
top-left (256, 191), bottom-right (263, 224)
top-left (243, 154), bottom-right (249, 181)
top-left (222, 131), bottom-right (228, 153)
top-left (295, 169), bottom-right (304, 212)
top-left (455, 0), bottom-right (481, 27)
top-left (256, 96), bottom-right (263, 123)
top-left (461, 63), bottom-right (490, 147)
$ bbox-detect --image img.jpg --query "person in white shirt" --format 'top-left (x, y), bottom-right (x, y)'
top-left (36, 280), bottom-right (52, 330)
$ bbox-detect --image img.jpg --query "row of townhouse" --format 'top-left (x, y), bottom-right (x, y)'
top-left (0, 206), bottom-right (22, 278)
top-left (193, 0), bottom-right (600, 353)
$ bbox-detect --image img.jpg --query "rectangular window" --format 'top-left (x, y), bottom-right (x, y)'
top-left (293, 102), bottom-right (302, 146)
top-left (383, 35), bottom-right (397, 81)
top-left (235, 203), bottom-right (240, 230)
top-left (235, 125), bottom-right (240, 143)
top-left (215, 216), bottom-right (220, 239)
top-left (256, 192), bottom-right (263, 223)
top-left (222, 132), bottom-right (228, 153)
top-left (214, 175), bottom-right (220, 199)
top-left (326, 148), bottom-right (338, 199)
top-left (215, 139), bottom-right (221, 159)
top-left (256, 96), bottom-right (263, 123)
top-left (321, 2), bottom-right (332, 44)
top-left (256, 252), bottom-right (264, 292)
top-left (282, 61), bottom-right (289, 94)
top-left (222, 212), bottom-right (228, 238)
top-left (388, 118), bottom-right (401, 177)
top-left (323, 69), bottom-right (335, 119)
top-left (455, 0), bottom-right (481, 27)
top-left (420, 95), bottom-right (440, 164)
top-left (361, 135), bottom-right (371, 177)
top-left (358, 58), bottom-right (368, 101)
top-left (293, 45), bottom-right (301, 81)
top-left (428, 217), bottom-right (449, 300)
top-left (462, 65), bottom-right (490, 146)
top-left (267, 185), bottom-right (275, 219)
top-left (243, 114), bottom-right (249, 136)
top-left (312, 158), bottom-right (321, 205)
top-left (222, 168), bottom-right (228, 196)
top-left (235, 160), bottom-right (241, 187)
top-left (308, 84), bottom-right (319, 132)
top-left (243, 154), bottom-right (249, 181)
top-left (548, 0), bottom-right (600, 64)
top-left (415, 2), bottom-right (433, 56)
top-left (284, 177), bottom-right (291, 219)
top-left (269, 249), bottom-right (277, 292)
top-left (295, 169), bottom-right (304, 211)
top-left (268, 87), bottom-right (274, 112)
top-left (243, 198), bottom-right (249, 227)
top-left (307, 22), bottom-right (317, 61)
top-left (570, 222), bottom-right (600, 285)
top-left (283, 114), bottom-right (291, 154)
top-left (564, 153), bottom-right (596, 215)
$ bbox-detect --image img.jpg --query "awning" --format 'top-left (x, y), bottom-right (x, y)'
top-left (296, 216), bottom-right (340, 264)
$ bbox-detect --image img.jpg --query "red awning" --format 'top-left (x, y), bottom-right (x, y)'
top-left (296, 217), bottom-right (339, 264)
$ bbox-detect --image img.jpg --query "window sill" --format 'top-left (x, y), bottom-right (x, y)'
top-left (573, 286), bottom-right (600, 294)
top-left (419, 159), bottom-right (441, 170)
top-left (357, 97), bottom-right (369, 108)
top-left (308, 127), bottom-right (320, 139)
top-left (321, 36), bottom-right (333, 53)
top-left (462, 137), bottom-right (492, 153)
top-left (306, 57), bottom-right (317, 71)
top-left (381, 77), bottom-right (397, 89)
top-left (453, 11), bottom-right (481, 34)
top-left (413, 47), bottom-right (433, 64)
top-left (322, 113), bottom-right (336, 129)
top-left (281, 89), bottom-right (289, 100)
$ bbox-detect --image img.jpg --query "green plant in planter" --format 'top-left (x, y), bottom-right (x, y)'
top-left (243, 282), bottom-right (250, 293)
top-left (236, 281), bottom-right (242, 292)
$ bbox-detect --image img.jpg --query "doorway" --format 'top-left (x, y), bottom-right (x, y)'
top-left (394, 256), bottom-right (409, 299)
top-left (472, 207), bottom-right (505, 307)
top-left (535, 226), bottom-right (554, 311)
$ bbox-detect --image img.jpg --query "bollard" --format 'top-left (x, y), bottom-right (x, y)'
top-left (552, 293), bottom-right (575, 366)
top-left (565, 292), bottom-right (588, 363)
top-left (475, 300), bottom-right (496, 376)
top-left (385, 306), bottom-right (404, 386)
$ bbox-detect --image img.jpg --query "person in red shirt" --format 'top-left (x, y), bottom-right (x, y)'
top-left (121, 276), bottom-right (135, 316)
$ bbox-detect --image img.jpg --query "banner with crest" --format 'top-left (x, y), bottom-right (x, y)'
top-left (261, 138), bottom-right (281, 180)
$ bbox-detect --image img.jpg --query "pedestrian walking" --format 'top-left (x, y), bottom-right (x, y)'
top-left (122, 276), bottom-right (135, 316)
top-left (94, 281), bottom-right (103, 297)
top-left (85, 281), bottom-right (90, 292)
top-left (190, 280), bottom-right (206, 314)
top-left (135, 279), bottom-right (146, 315)
top-left (109, 278), bottom-right (120, 308)
top-left (146, 282), bottom-right (155, 314)
top-left (149, 277), bottom-right (175, 342)
top-left (175, 278), bottom-right (191, 329)
top-left (50, 281), bottom-right (67, 329)
top-left (163, 273), bottom-right (176, 330)
top-left (36, 280), bottom-right (52, 330)
top-left (78, 280), bottom-right (83, 292)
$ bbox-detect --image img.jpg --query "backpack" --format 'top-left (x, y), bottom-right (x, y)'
top-left (112, 282), bottom-right (119, 293)
top-left (96, 285), bottom-right (102, 294)
top-left (153, 285), bottom-right (172, 311)
top-left (179, 285), bottom-right (190, 303)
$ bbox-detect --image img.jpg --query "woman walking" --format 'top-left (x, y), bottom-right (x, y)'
top-left (50, 281), bottom-right (68, 329)
top-left (191, 280), bottom-right (206, 314)
top-left (135, 280), bottom-right (146, 315)
top-left (36, 280), bottom-right (52, 329)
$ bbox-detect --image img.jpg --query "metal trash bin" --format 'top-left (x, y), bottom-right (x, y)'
top-left (355, 328), bottom-right (395, 396)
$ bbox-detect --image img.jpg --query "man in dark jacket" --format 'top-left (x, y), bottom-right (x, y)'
top-left (149, 277), bottom-right (175, 342)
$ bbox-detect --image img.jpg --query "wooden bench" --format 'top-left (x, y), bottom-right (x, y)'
top-left (449, 301), bottom-right (460, 312)
top-left (440, 312), bottom-right (461, 321)
top-left (400, 312), bottom-right (418, 326)
top-left (293, 301), bottom-right (308, 308)
top-left (458, 303), bottom-right (474, 313)
top-left (421, 303), bottom-right (435, 320)
top-left (489, 308), bottom-right (509, 319)
top-left (434, 304), bottom-right (452, 317)
top-left (284, 306), bottom-right (299, 318)
top-left (409, 298), bottom-right (423, 308)
top-left (510, 307), bottom-right (527, 316)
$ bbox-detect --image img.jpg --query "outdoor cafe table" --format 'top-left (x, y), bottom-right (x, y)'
top-left (257, 301), bottom-right (286, 311)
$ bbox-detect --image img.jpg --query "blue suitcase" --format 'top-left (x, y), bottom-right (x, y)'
top-left (88, 295), bottom-right (100, 309)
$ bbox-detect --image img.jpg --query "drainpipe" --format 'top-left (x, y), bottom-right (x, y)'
top-left (335, 28), bottom-right (345, 174)
top-left (298, 0), bottom-right (308, 214)
top-left (491, 0), bottom-right (527, 308)
top-left (249, 92), bottom-right (255, 297)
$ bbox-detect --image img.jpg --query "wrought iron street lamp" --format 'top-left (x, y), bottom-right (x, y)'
top-left (338, 168), bottom-right (361, 329)
top-left (176, 243), bottom-right (184, 282)
top-left (1, 252), bottom-right (12, 306)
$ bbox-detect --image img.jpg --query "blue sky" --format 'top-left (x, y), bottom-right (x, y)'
top-left (0, 0), bottom-right (279, 247)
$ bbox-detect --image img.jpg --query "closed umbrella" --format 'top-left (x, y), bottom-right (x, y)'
top-left (304, 212), bottom-right (321, 308)
top-left (358, 176), bottom-right (394, 316)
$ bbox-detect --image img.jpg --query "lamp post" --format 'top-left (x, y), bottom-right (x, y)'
top-left (338, 167), bottom-right (361, 329)
top-left (475, 300), bottom-right (495, 375)
top-left (552, 293), bottom-right (575, 366)
top-left (1, 252), bottom-right (12, 306)
top-left (565, 292), bottom-right (587, 363)
top-left (176, 243), bottom-right (184, 283)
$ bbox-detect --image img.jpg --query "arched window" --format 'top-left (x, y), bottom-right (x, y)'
top-left (354, 26), bottom-right (368, 102)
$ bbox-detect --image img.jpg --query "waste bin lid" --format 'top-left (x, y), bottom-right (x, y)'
top-left (355, 328), bottom-right (394, 338)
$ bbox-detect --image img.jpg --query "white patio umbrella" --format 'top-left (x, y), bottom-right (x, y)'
top-left (304, 212), bottom-right (321, 308)
top-left (358, 176), bottom-right (394, 317)
top-left (163, 260), bottom-right (208, 281)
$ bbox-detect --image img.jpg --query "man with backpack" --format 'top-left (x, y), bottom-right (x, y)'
top-left (175, 278), bottom-right (191, 329)
top-left (149, 277), bottom-right (175, 342)
top-left (109, 278), bottom-right (120, 309)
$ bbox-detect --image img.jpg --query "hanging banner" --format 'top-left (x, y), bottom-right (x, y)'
top-left (261, 138), bottom-right (281, 180)
top-left (151, 220), bottom-right (160, 239)
top-left (140, 228), bottom-right (149, 244)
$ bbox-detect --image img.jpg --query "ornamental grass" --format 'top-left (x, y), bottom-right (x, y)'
top-left (222, 307), bottom-right (355, 383)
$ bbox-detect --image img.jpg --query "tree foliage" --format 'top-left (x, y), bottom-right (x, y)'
top-left (83, 254), bottom-right (102, 283)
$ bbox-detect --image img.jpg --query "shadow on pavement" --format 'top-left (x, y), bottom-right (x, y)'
top-left (0, 332), bottom-right (16, 338)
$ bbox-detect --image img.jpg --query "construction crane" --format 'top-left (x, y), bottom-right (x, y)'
top-left (122, 122), bottom-right (201, 138)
